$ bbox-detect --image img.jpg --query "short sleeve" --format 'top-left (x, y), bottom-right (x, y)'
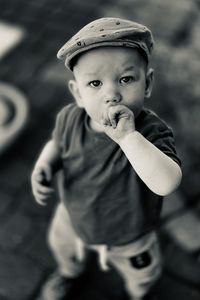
top-left (52, 104), bottom-right (74, 150)
top-left (136, 109), bottom-right (181, 166)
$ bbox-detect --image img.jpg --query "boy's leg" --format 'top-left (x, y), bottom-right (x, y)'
top-left (108, 232), bottom-right (162, 300)
top-left (39, 203), bottom-right (88, 299)
top-left (48, 202), bottom-right (87, 277)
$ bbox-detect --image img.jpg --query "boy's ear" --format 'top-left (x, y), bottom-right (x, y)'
top-left (145, 68), bottom-right (154, 98)
top-left (68, 79), bottom-right (83, 107)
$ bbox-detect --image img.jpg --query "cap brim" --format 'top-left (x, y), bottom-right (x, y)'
top-left (58, 40), bottom-right (149, 70)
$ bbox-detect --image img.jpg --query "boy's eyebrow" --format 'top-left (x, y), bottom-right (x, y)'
top-left (122, 66), bottom-right (135, 72)
top-left (83, 66), bottom-right (136, 76)
top-left (84, 71), bottom-right (98, 76)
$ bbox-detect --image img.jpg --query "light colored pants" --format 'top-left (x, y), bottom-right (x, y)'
top-left (48, 203), bottom-right (162, 300)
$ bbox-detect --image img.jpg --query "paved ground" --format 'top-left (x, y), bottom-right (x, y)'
top-left (0, 0), bottom-right (200, 299)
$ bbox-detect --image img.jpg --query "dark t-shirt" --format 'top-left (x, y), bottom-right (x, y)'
top-left (53, 103), bottom-right (181, 246)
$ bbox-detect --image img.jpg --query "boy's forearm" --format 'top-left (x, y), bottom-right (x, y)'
top-left (119, 131), bottom-right (182, 196)
top-left (35, 140), bottom-right (62, 172)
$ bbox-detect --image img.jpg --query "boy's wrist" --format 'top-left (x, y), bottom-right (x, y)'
top-left (118, 130), bottom-right (141, 148)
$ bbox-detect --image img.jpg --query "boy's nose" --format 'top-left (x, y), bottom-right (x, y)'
top-left (104, 89), bottom-right (122, 104)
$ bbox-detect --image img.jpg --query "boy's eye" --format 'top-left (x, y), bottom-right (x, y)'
top-left (89, 80), bottom-right (102, 87)
top-left (120, 76), bottom-right (134, 84)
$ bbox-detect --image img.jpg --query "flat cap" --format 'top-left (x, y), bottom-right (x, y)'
top-left (57, 17), bottom-right (154, 70)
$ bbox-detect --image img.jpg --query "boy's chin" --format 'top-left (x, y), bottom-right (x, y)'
top-left (89, 119), bottom-right (104, 132)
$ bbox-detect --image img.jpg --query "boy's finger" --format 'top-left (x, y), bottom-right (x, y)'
top-left (110, 112), bottom-right (118, 128)
top-left (36, 198), bottom-right (47, 206)
top-left (101, 111), bottom-right (111, 126)
top-left (108, 105), bottom-right (123, 118)
top-left (34, 192), bottom-right (51, 205)
top-left (33, 165), bottom-right (52, 183)
top-left (108, 109), bottom-right (120, 128)
top-left (35, 185), bottom-right (55, 195)
top-left (34, 195), bottom-right (47, 206)
top-left (33, 186), bottom-right (54, 200)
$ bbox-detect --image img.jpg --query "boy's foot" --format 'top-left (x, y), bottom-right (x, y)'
top-left (38, 271), bottom-right (78, 300)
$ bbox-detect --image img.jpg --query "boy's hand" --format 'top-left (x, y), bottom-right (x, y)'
top-left (101, 105), bottom-right (135, 143)
top-left (31, 163), bottom-right (55, 206)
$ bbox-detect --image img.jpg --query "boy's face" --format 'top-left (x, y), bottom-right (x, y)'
top-left (69, 46), bottom-right (153, 132)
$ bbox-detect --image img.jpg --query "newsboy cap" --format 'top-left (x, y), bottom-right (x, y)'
top-left (57, 17), bottom-right (154, 70)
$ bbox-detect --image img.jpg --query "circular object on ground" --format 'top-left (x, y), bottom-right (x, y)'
top-left (0, 82), bottom-right (29, 154)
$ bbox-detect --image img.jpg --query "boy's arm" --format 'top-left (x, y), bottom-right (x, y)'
top-left (34, 139), bottom-right (62, 172)
top-left (119, 131), bottom-right (182, 196)
top-left (102, 105), bottom-right (182, 196)
top-left (31, 140), bottom-right (62, 205)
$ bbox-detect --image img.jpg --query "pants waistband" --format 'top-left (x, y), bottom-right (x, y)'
top-left (75, 231), bottom-right (157, 271)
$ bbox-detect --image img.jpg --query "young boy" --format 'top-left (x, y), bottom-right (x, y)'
top-left (31, 17), bottom-right (182, 300)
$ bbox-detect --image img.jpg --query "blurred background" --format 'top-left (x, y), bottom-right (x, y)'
top-left (0, 0), bottom-right (200, 299)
